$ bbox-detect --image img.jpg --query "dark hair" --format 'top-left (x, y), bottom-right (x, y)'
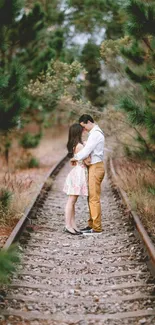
top-left (79, 114), bottom-right (94, 124)
top-left (67, 123), bottom-right (83, 158)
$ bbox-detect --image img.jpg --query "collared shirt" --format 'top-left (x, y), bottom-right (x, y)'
top-left (74, 124), bottom-right (105, 164)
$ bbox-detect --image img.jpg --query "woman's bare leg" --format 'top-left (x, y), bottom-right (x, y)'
top-left (65, 195), bottom-right (78, 232)
top-left (71, 201), bottom-right (80, 231)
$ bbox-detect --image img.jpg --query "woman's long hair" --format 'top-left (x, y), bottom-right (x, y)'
top-left (67, 123), bottom-right (83, 158)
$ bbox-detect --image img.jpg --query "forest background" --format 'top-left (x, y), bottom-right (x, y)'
top-left (0, 0), bottom-right (155, 280)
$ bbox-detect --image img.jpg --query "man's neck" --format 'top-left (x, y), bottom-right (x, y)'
top-left (89, 123), bottom-right (97, 134)
top-left (90, 123), bottom-right (96, 131)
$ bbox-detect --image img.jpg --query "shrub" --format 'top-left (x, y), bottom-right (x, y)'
top-left (0, 245), bottom-right (20, 284)
top-left (20, 132), bottom-right (42, 149)
top-left (28, 157), bottom-right (40, 168)
top-left (0, 188), bottom-right (12, 209)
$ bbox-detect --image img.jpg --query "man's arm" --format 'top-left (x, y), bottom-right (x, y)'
top-left (74, 133), bottom-right (99, 161)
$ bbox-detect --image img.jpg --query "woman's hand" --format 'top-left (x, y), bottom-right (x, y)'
top-left (70, 158), bottom-right (77, 166)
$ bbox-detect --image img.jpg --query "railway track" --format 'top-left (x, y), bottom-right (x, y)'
top-left (0, 157), bottom-right (155, 325)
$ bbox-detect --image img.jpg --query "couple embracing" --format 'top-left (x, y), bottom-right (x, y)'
top-left (63, 114), bottom-right (105, 235)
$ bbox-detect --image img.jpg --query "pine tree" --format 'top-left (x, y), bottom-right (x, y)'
top-left (17, 3), bottom-right (63, 78)
top-left (0, 0), bottom-right (28, 163)
top-left (25, 0), bottom-right (63, 25)
top-left (65, 0), bottom-right (124, 36)
top-left (0, 1), bottom-right (65, 155)
top-left (81, 42), bottom-right (107, 108)
top-left (118, 0), bottom-right (155, 162)
top-left (63, 1), bottom-right (125, 109)
top-left (0, 62), bottom-right (27, 131)
top-left (17, 1), bottom-right (65, 78)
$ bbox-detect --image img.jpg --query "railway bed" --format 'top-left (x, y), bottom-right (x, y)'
top-left (0, 159), bottom-right (155, 325)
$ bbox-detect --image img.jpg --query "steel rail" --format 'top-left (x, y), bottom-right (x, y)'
top-left (3, 155), bottom-right (68, 250)
top-left (109, 158), bottom-right (155, 274)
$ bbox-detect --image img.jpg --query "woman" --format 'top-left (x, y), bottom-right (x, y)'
top-left (63, 123), bottom-right (90, 235)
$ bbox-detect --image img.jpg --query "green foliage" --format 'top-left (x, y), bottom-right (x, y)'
top-left (0, 245), bottom-right (20, 284)
top-left (124, 0), bottom-right (155, 38)
top-left (121, 0), bottom-right (155, 160)
top-left (27, 60), bottom-right (85, 110)
top-left (0, 61), bottom-right (27, 131)
top-left (142, 178), bottom-right (155, 195)
top-left (0, 0), bottom-right (65, 79)
top-left (101, 0), bottom-right (155, 162)
top-left (125, 66), bottom-right (149, 84)
top-left (124, 144), bottom-right (133, 158)
top-left (118, 96), bottom-right (145, 125)
top-left (145, 109), bottom-right (155, 143)
top-left (18, 4), bottom-right (45, 47)
top-left (49, 29), bottom-right (64, 55)
top-left (121, 41), bottom-right (145, 65)
top-left (66, 0), bottom-right (105, 32)
top-left (28, 157), bottom-right (40, 168)
top-left (0, 0), bottom-right (24, 26)
top-left (20, 132), bottom-right (42, 148)
top-left (25, 0), bottom-right (63, 25)
top-left (124, 141), bottom-right (155, 162)
top-left (147, 186), bottom-right (155, 196)
top-left (0, 188), bottom-right (12, 209)
top-left (16, 3), bottom-right (53, 78)
top-left (16, 2), bottom-right (66, 79)
top-left (100, 36), bottom-right (130, 62)
top-left (81, 41), bottom-right (107, 107)
top-left (65, 0), bottom-right (125, 37)
top-left (0, 1), bottom-right (28, 131)
top-left (17, 3), bottom-right (64, 78)
top-left (0, 0), bottom-right (28, 166)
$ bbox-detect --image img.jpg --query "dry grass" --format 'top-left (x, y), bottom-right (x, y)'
top-left (115, 158), bottom-right (155, 239)
top-left (0, 172), bottom-right (33, 227)
top-left (0, 125), bottom-right (68, 246)
top-left (96, 106), bottom-right (155, 239)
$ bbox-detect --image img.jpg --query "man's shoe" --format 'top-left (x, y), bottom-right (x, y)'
top-left (80, 226), bottom-right (92, 232)
top-left (83, 229), bottom-right (102, 235)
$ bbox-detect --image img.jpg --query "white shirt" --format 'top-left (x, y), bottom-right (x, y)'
top-left (74, 125), bottom-right (105, 164)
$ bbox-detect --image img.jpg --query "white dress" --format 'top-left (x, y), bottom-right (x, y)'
top-left (63, 161), bottom-right (88, 196)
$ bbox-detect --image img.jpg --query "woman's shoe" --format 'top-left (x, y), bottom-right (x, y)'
top-left (74, 229), bottom-right (82, 235)
top-left (64, 228), bottom-right (80, 235)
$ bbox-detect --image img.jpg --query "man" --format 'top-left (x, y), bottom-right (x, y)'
top-left (71, 114), bottom-right (105, 234)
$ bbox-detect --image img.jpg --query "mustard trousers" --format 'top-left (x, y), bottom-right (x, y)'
top-left (88, 162), bottom-right (105, 232)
